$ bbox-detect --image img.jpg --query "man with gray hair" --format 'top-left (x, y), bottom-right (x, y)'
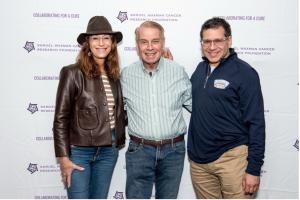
top-left (121, 21), bottom-right (192, 199)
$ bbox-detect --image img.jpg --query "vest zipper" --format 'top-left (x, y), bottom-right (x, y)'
top-left (204, 64), bottom-right (211, 88)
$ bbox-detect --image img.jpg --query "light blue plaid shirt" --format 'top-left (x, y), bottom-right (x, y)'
top-left (121, 57), bottom-right (192, 140)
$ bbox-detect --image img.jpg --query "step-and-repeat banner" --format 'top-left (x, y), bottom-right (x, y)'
top-left (0, 0), bottom-right (298, 198)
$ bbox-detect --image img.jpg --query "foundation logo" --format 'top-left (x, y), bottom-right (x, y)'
top-left (260, 169), bottom-right (267, 177)
top-left (293, 139), bottom-right (298, 151)
top-left (27, 103), bottom-right (38, 114)
top-left (34, 195), bottom-right (67, 199)
top-left (24, 41), bottom-right (35, 53)
top-left (234, 46), bottom-right (275, 56)
top-left (27, 163), bottom-right (38, 174)
top-left (113, 191), bottom-right (124, 199)
top-left (117, 11), bottom-right (128, 23)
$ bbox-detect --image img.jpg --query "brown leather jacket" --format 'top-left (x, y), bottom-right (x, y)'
top-left (53, 64), bottom-right (126, 157)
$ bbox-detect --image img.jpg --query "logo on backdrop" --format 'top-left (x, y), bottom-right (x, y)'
top-left (36, 136), bottom-right (53, 141)
top-left (113, 191), bottom-right (124, 199)
top-left (118, 12), bottom-right (182, 22)
top-left (34, 195), bottom-right (67, 199)
top-left (293, 139), bottom-right (299, 151)
top-left (264, 109), bottom-right (270, 113)
top-left (24, 41), bottom-right (79, 53)
top-left (33, 12), bottom-right (79, 19)
top-left (117, 11), bottom-right (128, 23)
top-left (27, 103), bottom-right (55, 114)
top-left (217, 15), bottom-right (265, 21)
top-left (27, 163), bottom-right (60, 174)
top-left (34, 75), bottom-right (59, 81)
top-left (24, 41), bottom-right (35, 53)
top-left (27, 103), bottom-right (38, 114)
top-left (260, 169), bottom-right (267, 177)
top-left (234, 47), bottom-right (275, 56)
top-left (27, 163), bottom-right (39, 174)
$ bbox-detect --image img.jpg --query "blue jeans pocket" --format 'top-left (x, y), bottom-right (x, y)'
top-left (127, 141), bottom-right (142, 153)
top-left (173, 140), bottom-right (186, 154)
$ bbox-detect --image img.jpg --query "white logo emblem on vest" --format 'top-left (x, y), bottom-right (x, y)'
top-left (214, 79), bottom-right (230, 89)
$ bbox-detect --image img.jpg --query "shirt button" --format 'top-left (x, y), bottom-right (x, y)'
top-left (103, 103), bottom-right (106, 106)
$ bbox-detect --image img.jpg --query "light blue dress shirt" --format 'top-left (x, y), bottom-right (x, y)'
top-left (121, 57), bottom-right (192, 140)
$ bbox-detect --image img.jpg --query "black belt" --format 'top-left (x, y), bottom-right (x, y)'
top-left (129, 134), bottom-right (184, 146)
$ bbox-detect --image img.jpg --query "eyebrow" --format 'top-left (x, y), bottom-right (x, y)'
top-left (139, 38), bottom-right (160, 41)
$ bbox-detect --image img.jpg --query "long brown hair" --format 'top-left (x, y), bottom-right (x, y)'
top-left (76, 35), bottom-right (120, 81)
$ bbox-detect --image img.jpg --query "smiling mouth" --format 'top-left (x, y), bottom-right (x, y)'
top-left (145, 52), bottom-right (156, 57)
top-left (208, 52), bottom-right (220, 57)
top-left (95, 48), bottom-right (107, 52)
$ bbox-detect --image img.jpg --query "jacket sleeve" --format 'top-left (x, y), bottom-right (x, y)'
top-left (182, 68), bottom-right (192, 113)
top-left (119, 81), bottom-right (128, 126)
top-left (53, 66), bottom-right (76, 157)
top-left (239, 68), bottom-right (265, 176)
top-left (120, 69), bottom-right (128, 126)
top-left (115, 79), bottom-right (126, 148)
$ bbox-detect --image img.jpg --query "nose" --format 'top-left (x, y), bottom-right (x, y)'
top-left (208, 41), bottom-right (217, 50)
top-left (208, 41), bottom-right (217, 49)
top-left (146, 42), bottom-right (154, 50)
top-left (98, 37), bottom-right (104, 45)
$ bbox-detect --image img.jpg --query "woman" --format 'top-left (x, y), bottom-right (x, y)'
top-left (53, 16), bottom-right (126, 199)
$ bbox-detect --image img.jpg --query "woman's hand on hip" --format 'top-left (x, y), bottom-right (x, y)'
top-left (58, 156), bottom-right (85, 188)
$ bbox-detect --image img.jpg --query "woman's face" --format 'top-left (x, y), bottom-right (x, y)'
top-left (88, 34), bottom-right (112, 61)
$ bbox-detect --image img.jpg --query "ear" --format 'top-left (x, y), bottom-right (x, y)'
top-left (227, 36), bottom-right (233, 47)
top-left (135, 42), bottom-right (141, 57)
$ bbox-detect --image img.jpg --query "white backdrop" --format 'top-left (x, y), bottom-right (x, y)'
top-left (0, 0), bottom-right (298, 198)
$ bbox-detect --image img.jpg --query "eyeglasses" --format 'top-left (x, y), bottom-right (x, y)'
top-left (201, 37), bottom-right (228, 47)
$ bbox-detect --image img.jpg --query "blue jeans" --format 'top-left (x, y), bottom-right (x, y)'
top-left (67, 132), bottom-right (118, 199)
top-left (125, 139), bottom-right (185, 199)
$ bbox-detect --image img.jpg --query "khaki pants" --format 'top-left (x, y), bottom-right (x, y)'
top-left (190, 145), bottom-right (252, 199)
